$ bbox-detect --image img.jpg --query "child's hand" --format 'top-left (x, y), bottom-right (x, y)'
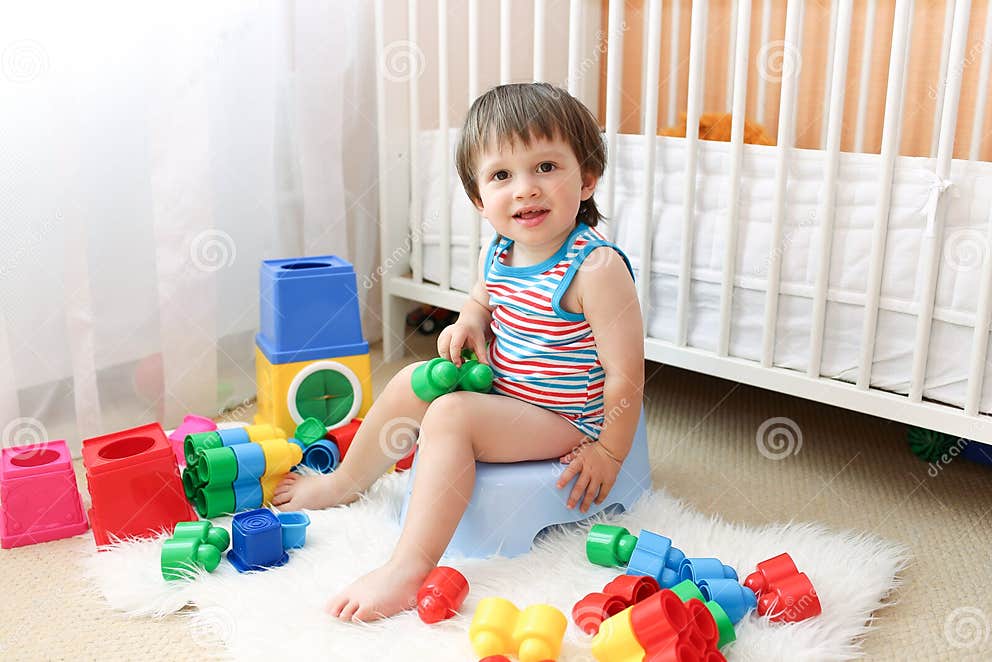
top-left (556, 441), bottom-right (622, 513)
top-left (437, 321), bottom-right (489, 367)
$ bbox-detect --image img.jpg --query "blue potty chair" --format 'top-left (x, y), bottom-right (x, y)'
top-left (400, 408), bottom-right (651, 558)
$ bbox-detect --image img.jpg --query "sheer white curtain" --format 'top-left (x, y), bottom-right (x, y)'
top-left (1, 0), bottom-right (381, 456)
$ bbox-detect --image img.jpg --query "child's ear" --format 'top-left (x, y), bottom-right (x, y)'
top-left (580, 172), bottom-right (599, 200)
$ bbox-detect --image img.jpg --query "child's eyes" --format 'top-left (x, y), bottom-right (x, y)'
top-left (490, 163), bottom-right (555, 181)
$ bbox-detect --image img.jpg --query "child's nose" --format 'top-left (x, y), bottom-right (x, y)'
top-left (513, 176), bottom-right (540, 199)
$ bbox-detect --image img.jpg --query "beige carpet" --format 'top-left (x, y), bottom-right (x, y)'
top-left (2, 332), bottom-right (990, 661)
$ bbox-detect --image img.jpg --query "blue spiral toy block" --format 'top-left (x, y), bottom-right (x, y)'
top-left (227, 509), bottom-right (288, 572)
top-left (302, 439), bottom-right (341, 474)
top-left (679, 557), bottom-right (739, 583)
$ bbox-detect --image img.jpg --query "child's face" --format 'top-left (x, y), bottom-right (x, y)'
top-left (473, 134), bottom-right (597, 249)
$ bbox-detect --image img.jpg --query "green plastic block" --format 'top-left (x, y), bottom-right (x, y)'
top-left (457, 360), bottom-right (493, 393)
top-left (294, 417), bottom-right (328, 447)
top-left (185, 431), bottom-right (223, 466)
top-left (706, 599), bottom-right (736, 648)
top-left (670, 578), bottom-right (705, 602)
top-left (196, 446), bottom-right (238, 486)
top-left (161, 521), bottom-right (230, 581)
top-left (586, 524), bottom-right (638, 567)
top-left (172, 521), bottom-right (231, 551)
top-left (193, 485), bottom-right (236, 519)
top-left (411, 358), bottom-right (460, 402)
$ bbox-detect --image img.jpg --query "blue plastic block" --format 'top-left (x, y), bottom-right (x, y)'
top-left (626, 530), bottom-right (686, 588)
top-left (218, 427), bottom-right (251, 446)
top-left (302, 439), bottom-right (341, 474)
top-left (698, 578), bottom-right (757, 624)
top-left (256, 255), bottom-right (369, 365)
top-left (227, 509), bottom-right (288, 572)
top-left (233, 479), bottom-right (263, 512)
top-left (277, 512), bottom-right (311, 549)
top-left (230, 442), bottom-right (266, 481)
top-left (679, 557), bottom-right (739, 583)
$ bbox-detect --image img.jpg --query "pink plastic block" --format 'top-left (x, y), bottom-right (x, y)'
top-left (1, 440), bottom-right (89, 549)
top-left (167, 415), bottom-right (217, 467)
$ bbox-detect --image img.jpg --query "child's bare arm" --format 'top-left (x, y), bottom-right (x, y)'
top-left (437, 245), bottom-right (494, 365)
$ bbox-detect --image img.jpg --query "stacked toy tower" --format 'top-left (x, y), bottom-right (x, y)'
top-left (254, 256), bottom-right (373, 436)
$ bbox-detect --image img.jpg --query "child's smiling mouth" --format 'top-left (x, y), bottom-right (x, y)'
top-left (513, 207), bottom-right (550, 227)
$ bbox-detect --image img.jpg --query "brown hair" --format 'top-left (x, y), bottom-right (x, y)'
top-left (455, 82), bottom-right (606, 228)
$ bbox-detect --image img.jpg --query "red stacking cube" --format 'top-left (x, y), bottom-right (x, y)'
top-left (82, 422), bottom-right (196, 546)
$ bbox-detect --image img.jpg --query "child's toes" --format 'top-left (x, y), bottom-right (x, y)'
top-left (325, 594), bottom-right (348, 617)
top-left (338, 600), bottom-right (360, 622)
top-left (271, 491), bottom-right (291, 506)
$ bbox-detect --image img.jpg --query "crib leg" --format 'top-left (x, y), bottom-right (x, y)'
top-left (381, 291), bottom-right (409, 362)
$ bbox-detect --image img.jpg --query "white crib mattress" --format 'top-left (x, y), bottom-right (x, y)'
top-left (413, 129), bottom-right (992, 415)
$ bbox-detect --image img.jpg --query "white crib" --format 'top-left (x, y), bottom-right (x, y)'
top-left (373, 0), bottom-right (992, 444)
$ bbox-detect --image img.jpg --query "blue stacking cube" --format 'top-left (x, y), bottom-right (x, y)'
top-left (256, 256), bottom-right (369, 364)
top-left (227, 509), bottom-right (288, 572)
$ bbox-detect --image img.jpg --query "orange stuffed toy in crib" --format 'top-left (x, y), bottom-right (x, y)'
top-left (661, 112), bottom-right (774, 145)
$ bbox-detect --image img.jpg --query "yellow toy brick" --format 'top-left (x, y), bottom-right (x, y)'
top-left (591, 607), bottom-right (647, 662)
top-left (254, 347), bottom-right (372, 436)
top-left (514, 604), bottom-right (568, 662)
top-left (469, 598), bottom-right (567, 662)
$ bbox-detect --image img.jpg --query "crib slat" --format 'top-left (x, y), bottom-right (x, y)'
top-left (853, 0), bottom-right (877, 154)
top-left (438, 0), bottom-right (450, 291)
top-left (639, 0), bottom-right (663, 332)
top-left (761, 0), bottom-right (803, 367)
top-left (965, 210), bottom-right (992, 414)
top-left (931, 0), bottom-right (957, 159)
top-left (409, 0), bottom-right (423, 284)
top-left (568, 0), bottom-right (582, 96)
top-left (534, 0), bottom-right (546, 81)
top-left (755, 0), bottom-right (772, 125)
top-left (968, 1), bottom-right (992, 161)
top-left (501, 0), bottom-right (512, 84)
top-left (468, 0), bottom-right (481, 293)
top-left (911, 0), bottom-right (973, 402)
top-left (667, 0), bottom-right (681, 125)
top-left (603, 0), bottom-right (625, 238)
top-left (726, 0), bottom-right (738, 111)
top-left (820, 0), bottom-right (839, 151)
top-left (719, 0), bottom-right (753, 357)
top-left (858, 0), bottom-right (914, 390)
top-left (675, 0), bottom-right (709, 347)
top-left (808, 0), bottom-right (853, 378)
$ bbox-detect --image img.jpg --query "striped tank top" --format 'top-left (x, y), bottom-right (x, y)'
top-left (483, 223), bottom-right (635, 440)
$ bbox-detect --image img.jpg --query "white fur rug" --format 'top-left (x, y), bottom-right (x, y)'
top-left (81, 473), bottom-right (909, 662)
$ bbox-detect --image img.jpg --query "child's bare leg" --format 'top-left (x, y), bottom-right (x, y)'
top-left (328, 391), bottom-right (585, 622)
top-left (272, 361), bottom-right (429, 510)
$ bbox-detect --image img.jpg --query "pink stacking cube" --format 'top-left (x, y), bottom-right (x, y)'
top-left (1, 440), bottom-right (89, 549)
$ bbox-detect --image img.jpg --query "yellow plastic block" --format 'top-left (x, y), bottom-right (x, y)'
top-left (255, 347), bottom-right (373, 435)
top-left (514, 604), bottom-right (568, 662)
top-left (260, 475), bottom-right (280, 504)
top-left (258, 438), bottom-right (303, 478)
top-left (591, 607), bottom-right (647, 662)
top-left (469, 597), bottom-right (521, 658)
top-left (244, 424), bottom-right (285, 442)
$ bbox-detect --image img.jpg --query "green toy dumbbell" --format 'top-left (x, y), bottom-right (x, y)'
top-left (412, 349), bottom-right (493, 402)
top-left (161, 521), bottom-right (231, 581)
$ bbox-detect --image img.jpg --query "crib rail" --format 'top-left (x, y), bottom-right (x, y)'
top-left (374, 0), bottom-right (992, 444)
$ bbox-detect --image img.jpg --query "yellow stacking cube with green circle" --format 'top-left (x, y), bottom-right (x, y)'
top-left (254, 256), bottom-right (373, 436)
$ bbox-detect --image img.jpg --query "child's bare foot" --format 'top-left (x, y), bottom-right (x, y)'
top-left (271, 472), bottom-right (360, 511)
top-left (326, 557), bottom-right (435, 622)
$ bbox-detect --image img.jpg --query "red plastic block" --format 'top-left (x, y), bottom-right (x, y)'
top-left (756, 572), bottom-right (821, 623)
top-left (603, 574), bottom-right (661, 606)
top-left (630, 589), bottom-right (689, 653)
top-left (82, 423), bottom-right (196, 547)
top-left (327, 418), bottom-right (362, 459)
top-left (417, 566), bottom-right (469, 623)
top-left (743, 552), bottom-right (799, 594)
top-left (1, 440), bottom-right (88, 548)
top-left (572, 592), bottom-right (627, 635)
